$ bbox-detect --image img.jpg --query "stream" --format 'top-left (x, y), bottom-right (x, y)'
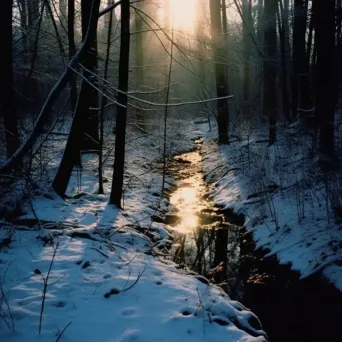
top-left (164, 141), bottom-right (342, 342)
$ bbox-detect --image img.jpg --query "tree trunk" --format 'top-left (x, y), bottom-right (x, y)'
top-left (80, 0), bottom-right (99, 150)
top-left (98, 8), bottom-right (114, 194)
top-left (210, 0), bottom-right (230, 144)
top-left (292, 0), bottom-right (311, 119)
top-left (1, 0), bottom-right (20, 158)
top-left (277, 0), bottom-right (291, 121)
top-left (68, 0), bottom-right (78, 113)
top-left (242, 0), bottom-right (252, 103)
top-left (335, 0), bottom-right (342, 103)
top-left (27, 0), bottom-right (40, 52)
top-left (18, 0), bottom-right (28, 64)
top-left (109, 0), bottom-right (131, 207)
top-left (134, 1), bottom-right (145, 129)
top-left (263, 0), bottom-right (277, 145)
top-left (313, 0), bottom-right (336, 158)
top-left (52, 0), bottom-right (101, 197)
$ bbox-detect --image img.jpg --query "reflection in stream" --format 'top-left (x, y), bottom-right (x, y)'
top-left (166, 149), bottom-right (243, 296)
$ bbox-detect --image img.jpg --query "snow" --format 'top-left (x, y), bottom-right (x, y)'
top-left (199, 121), bottom-right (342, 290)
top-left (0, 119), bottom-right (266, 342)
top-left (0, 231), bottom-right (265, 342)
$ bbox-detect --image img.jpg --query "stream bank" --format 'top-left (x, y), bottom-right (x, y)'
top-left (164, 139), bottom-right (342, 342)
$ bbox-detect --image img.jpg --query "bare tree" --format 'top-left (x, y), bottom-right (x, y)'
top-left (109, 0), bottom-right (131, 207)
top-left (292, 0), bottom-right (311, 119)
top-left (313, 0), bottom-right (336, 159)
top-left (134, 0), bottom-right (146, 129)
top-left (263, 0), bottom-right (277, 145)
top-left (210, 0), bottom-right (230, 144)
top-left (80, 0), bottom-right (100, 150)
top-left (68, 0), bottom-right (78, 113)
top-left (98, 5), bottom-right (114, 194)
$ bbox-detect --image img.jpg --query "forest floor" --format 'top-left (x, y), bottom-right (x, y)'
top-left (0, 119), bottom-right (267, 342)
top-left (2, 115), bottom-right (342, 341)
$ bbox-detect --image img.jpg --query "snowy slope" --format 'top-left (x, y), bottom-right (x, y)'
top-left (199, 121), bottom-right (342, 291)
top-left (0, 228), bottom-right (266, 342)
top-left (0, 120), bottom-right (267, 341)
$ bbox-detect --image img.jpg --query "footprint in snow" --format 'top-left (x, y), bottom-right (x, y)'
top-left (120, 328), bottom-right (140, 341)
top-left (151, 269), bottom-right (162, 276)
top-left (53, 301), bottom-right (67, 308)
top-left (121, 307), bottom-right (138, 318)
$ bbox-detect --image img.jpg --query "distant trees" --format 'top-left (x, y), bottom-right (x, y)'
top-left (1, 0), bottom-right (341, 201)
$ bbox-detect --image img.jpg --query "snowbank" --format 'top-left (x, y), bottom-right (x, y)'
top-left (200, 122), bottom-right (342, 291)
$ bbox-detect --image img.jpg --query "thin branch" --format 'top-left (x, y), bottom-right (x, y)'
top-left (55, 321), bottom-right (72, 342)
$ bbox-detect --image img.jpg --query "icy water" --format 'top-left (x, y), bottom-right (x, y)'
top-left (165, 147), bottom-right (243, 296)
top-left (165, 142), bottom-right (342, 342)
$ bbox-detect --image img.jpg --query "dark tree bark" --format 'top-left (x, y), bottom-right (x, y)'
top-left (68, 0), bottom-right (77, 113)
top-left (292, 0), bottom-right (312, 119)
top-left (263, 0), bottom-right (277, 145)
top-left (18, 0), bottom-right (28, 64)
top-left (242, 0), bottom-right (252, 103)
top-left (277, 0), bottom-right (291, 122)
top-left (1, 0), bottom-right (20, 158)
top-left (210, 0), bottom-right (230, 144)
top-left (80, 0), bottom-right (99, 150)
top-left (313, 0), bottom-right (336, 158)
top-left (98, 8), bottom-right (114, 194)
top-left (336, 0), bottom-right (342, 102)
top-left (27, 0), bottom-right (40, 50)
top-left (221, 0), bottom-right (229, 83)
top-left (109, 0), bottom-right (131, 207)
top-left (52, 0), bottom-right (101, 197)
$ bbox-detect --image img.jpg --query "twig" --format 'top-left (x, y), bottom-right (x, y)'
top-left (39, 242), bottom-right (60, 334)
top-left (0, 286), bottom-right (14, 331)
top-left (55, 321), bottom-right (72, 342)
top-left (121, 265), bottom-right (147, 293)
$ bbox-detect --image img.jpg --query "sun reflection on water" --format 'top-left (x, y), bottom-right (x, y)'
top-left (169, 152), bottom-right (208, 234)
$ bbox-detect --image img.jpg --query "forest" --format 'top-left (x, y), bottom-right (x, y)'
top-left (1, 1), bottom-right (342, 342)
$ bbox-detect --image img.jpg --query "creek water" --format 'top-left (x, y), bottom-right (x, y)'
top-left (164, 142), bottom-right (342, 342)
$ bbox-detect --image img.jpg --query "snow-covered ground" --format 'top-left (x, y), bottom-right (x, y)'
top-left (0, 119), bottom-right (267, 342)
top-left (200, 120), bottom-right (342, 291)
